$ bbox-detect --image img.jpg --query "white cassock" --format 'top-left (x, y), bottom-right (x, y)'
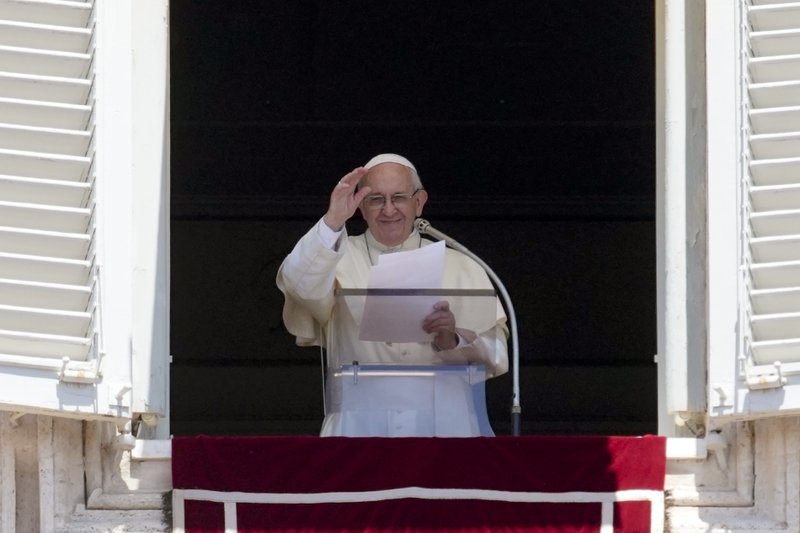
top-left (276, 219), bottom-right (508, 437)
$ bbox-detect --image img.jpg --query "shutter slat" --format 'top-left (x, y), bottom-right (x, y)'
top-left (0, 329), bottom-right (89, 360)
top-left (0, 201), bottom-right (90, 233)
top-left (0, 277), bottom-right (90, 311)
top-left (0, 174), bottom-right (90, 206)
top-left (750, 29), bottom-right (800, 57)
top-left (751, 234), bottom-right (800, 263)
top-left (751, 183), bottom-right (800, 211)
top-left (749, 3), bottom-right (800, 31)
top-left (0, 0), bottom-right (95, 366)
top-left (0, 149), bottom-right (90, 180)
top-left (751, 156), bottom-right (800, 185)
top-left (750, 209), bottom-right (800, 236)
top-left (0, 304), bottom-right (90, 336)
top-left (0, 97), bottom-right (90, 129)
top-left (749, 54), bottom-right (800, 82)
top-left (0, 20), bottom-right (91, 53)
top-left (0, 1), bottom-right (92, 28)
top-left (752, 286), bottom-right (800, 314)
top-left (0, 45), bottom-right (90, 78)
top-left (751, 260), bottom-right (800, 289)
top-left (0, 71), bottom-right (90, 104)
top-left (0, 252), bottom-right (90, 285)
top-left (752, 0), bottom-right (800, 6)
top-left (752, 312), bottom-right (800, 341)
top-left (0, 226), bottom-right (90, 259)
top-left (750, 80), bottom-right (800, 108)
top-left (0, 123), bottom-right (90, 155)
top-left (750, 106), bottom-right (800, 134)
top-left (750, 131), bottom-right (800, 159)
top-left (752, 338), bottom-right (800, 365)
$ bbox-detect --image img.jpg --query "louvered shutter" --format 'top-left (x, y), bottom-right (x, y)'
top-left (708, 0), bottom-right (800, 421)
top-left (0, 0), bottom-right (135, 419)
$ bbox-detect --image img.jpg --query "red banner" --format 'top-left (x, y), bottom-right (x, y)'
top-left (172, 435), bottom-right (666, 532)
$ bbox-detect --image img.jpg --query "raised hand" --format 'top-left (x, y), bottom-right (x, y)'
top-left (322, 167), bottom-right (372, 231)
top-left (423, 300), bottom-right (458, 351)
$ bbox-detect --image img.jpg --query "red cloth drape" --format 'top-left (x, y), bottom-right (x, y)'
top-left (172, 435), bottom-right (667, 533)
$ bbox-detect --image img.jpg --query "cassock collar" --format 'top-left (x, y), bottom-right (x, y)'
top-left (364, 228), bottom-right (423, 254)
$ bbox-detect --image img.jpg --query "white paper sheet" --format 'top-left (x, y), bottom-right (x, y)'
top-left (358, 240), bottom-right (445, 342)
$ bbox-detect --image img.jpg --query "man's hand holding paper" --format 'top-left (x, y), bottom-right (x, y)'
top-left (358, 240), bottom-right (450, 342)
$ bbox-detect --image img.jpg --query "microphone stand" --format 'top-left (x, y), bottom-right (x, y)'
top-left (415, 218), bottom-right (521, 436)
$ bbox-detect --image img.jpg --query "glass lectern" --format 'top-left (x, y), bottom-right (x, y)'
top-left (322, 288), bottom-right (501, 437)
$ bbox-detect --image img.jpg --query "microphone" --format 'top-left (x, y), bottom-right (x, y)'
top-left (414, 218), bottom-right (468, 253)
top-left (414, 217), bottom-right (522, 436)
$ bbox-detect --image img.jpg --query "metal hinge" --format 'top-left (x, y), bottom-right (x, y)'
top-left (745, 361), bottom-right (786, 390)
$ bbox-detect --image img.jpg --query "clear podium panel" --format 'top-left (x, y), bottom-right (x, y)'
top-left (329, 288), bottom-right (499, 370)
top-left (324, 364), bottom-right (494, 437)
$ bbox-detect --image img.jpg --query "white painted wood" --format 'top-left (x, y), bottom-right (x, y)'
top-left (0, 0), bottom-right (99, 382)
top-left (705, 0), bottom-right (743, 421)
top-left (659, 0), bottom-right (691, 421)
top-left (705, 0), bottom-right (800, 422)
top-left (746, 0), bottom-right (800, 372)
top-left (656, 0), bottom-right (709, 435)
top-left (130, 0), bottom-right (170, 436)
top-left (655, 0), bottom-right (669, 436)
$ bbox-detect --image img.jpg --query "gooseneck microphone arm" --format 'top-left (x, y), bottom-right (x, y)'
top-left (415, 218), bottom-right (522, 436)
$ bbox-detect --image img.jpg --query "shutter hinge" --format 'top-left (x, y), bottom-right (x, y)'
top-left (58, 357), bottom-right (101, 384)
top-left (745, 361), bottom-right (786, 390)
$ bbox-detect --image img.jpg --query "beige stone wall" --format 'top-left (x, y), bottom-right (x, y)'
top-left (666, 418), bottom-right (800, 532)
top-left (0, 413), bottom-right (169, 532)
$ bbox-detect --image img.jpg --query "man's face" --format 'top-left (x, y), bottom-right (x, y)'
top-left (358, 163), bottom-right (428, 247)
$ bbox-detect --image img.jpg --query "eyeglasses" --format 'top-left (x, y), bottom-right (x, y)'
top-left (362, 189), bottom-right (422, 210)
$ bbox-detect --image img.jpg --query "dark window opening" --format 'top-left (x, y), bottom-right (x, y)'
top-left (169, 1), bottom-right (656, 436)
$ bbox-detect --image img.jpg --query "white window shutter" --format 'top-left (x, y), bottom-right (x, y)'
top-left (0, 0), bottom-right (150, 422)
top-left (707, 0), bottom-right (800, 421)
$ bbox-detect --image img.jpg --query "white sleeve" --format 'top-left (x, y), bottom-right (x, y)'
top-left (317, 218), bottom-right (345, 250)
top-left (275, 218), bottom-right (350, 346)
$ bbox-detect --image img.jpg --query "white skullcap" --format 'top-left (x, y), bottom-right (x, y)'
top-left (364, 153), bottom-right (417, 173)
